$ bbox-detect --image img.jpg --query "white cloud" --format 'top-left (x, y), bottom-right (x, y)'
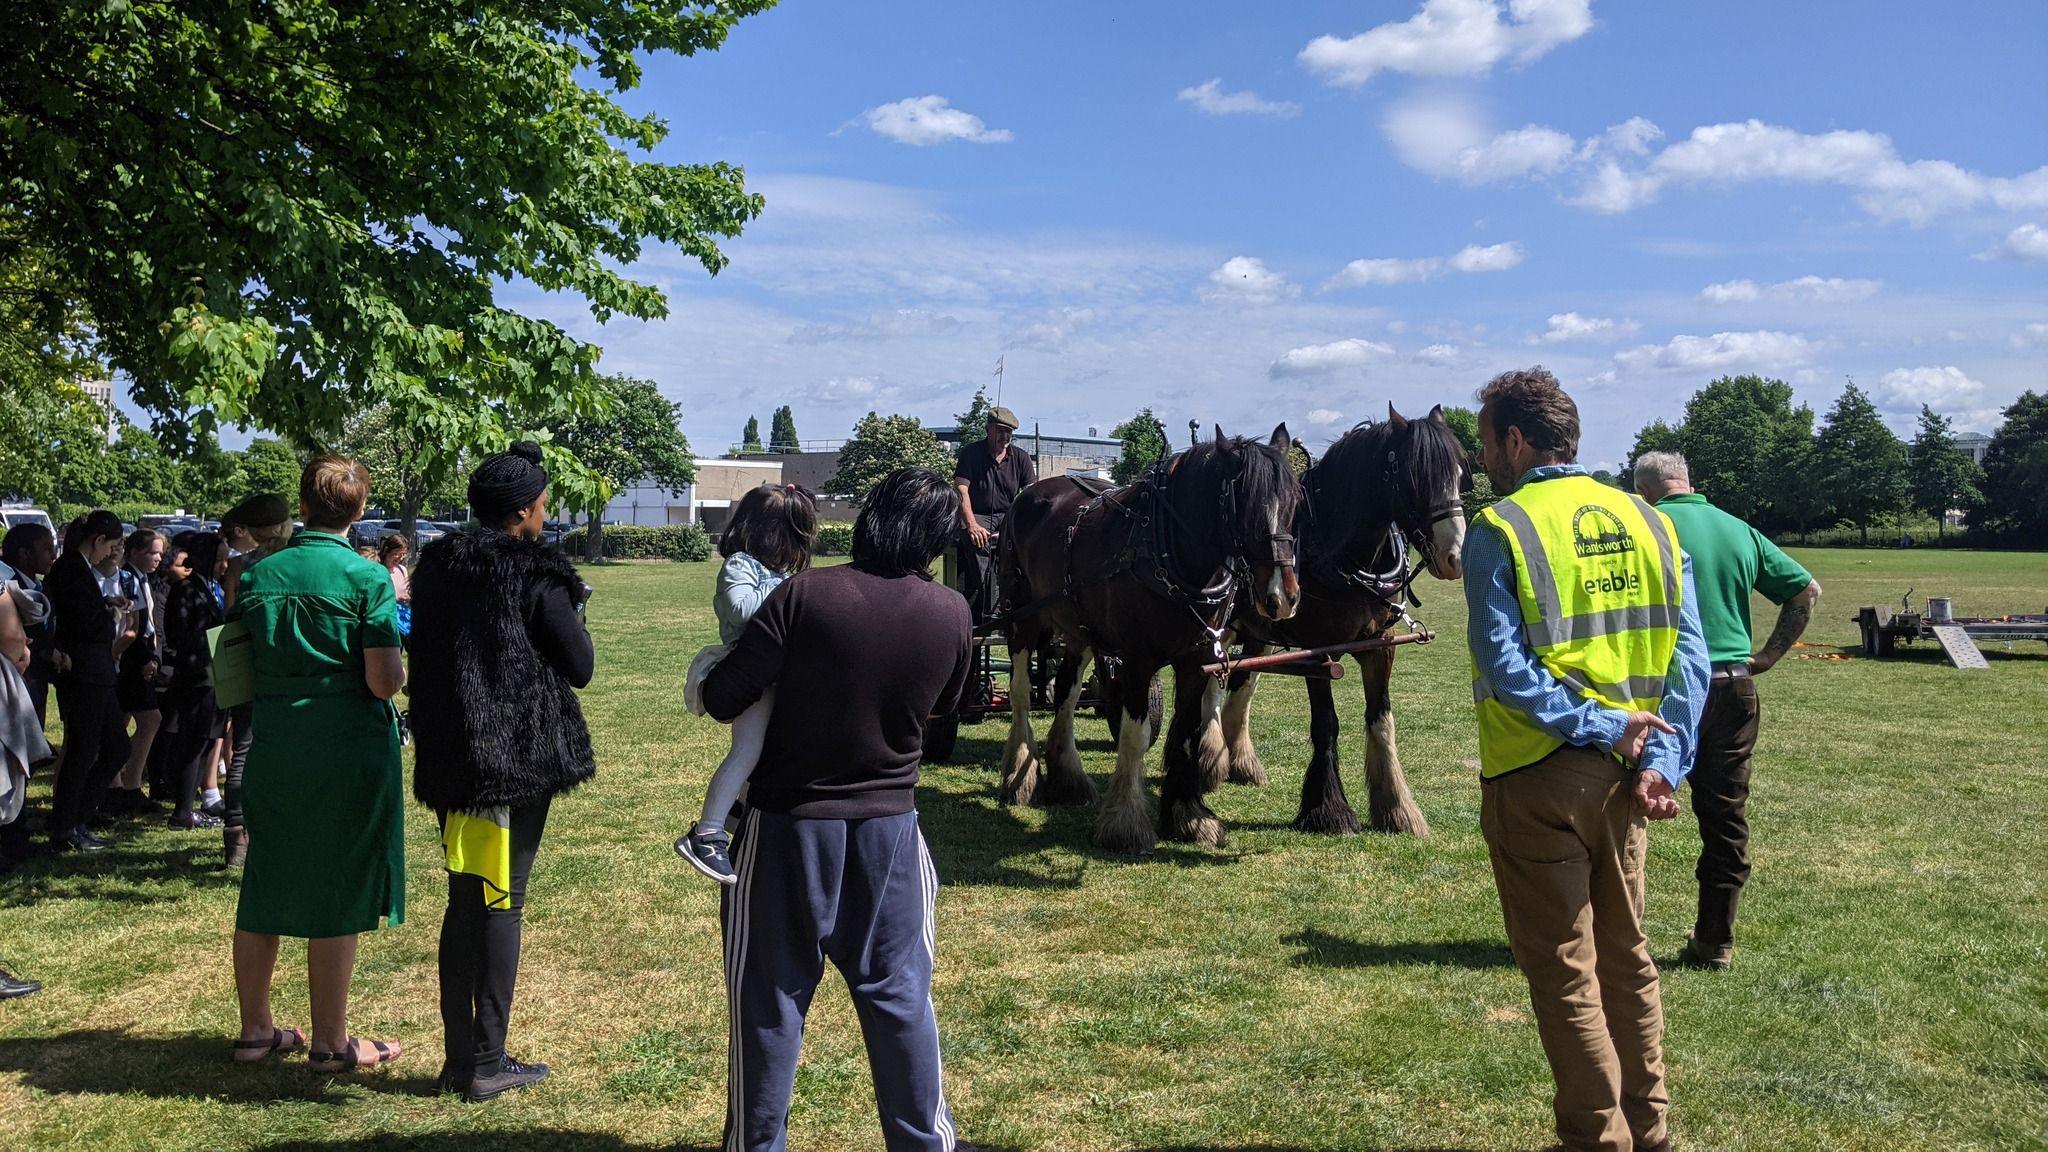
top-left (1010, 307), bottom-right (1098, 350)
top-left (1177, 79), bottom-right (1301, 119)
top-left (788, 308), bottom-right (964, 344)
top-left (1307, 408), bottom-right (1346, 427)
top-left (1300, 0), bottom-right (1594, 87)
top-left (1699, 276), bottom-right (1882, 305)
top-left (1449, 241), bottom-right (1525, 272)
top-left (1270, 338), bottom-right (1396, 378)
top-left (2012, 322), bottom-right (2048, 349)
top-left (1414, 343), bottom-right (1461, 365)
top-left (851, 96), bottom-right (1012, 146)
top-left (1534, 312), bottom-right (1638, 343)
top-left (1875, 366), bottom-right (1986, 414)
top-left (1199, 256), bottom-right (1300, 305)
top-left (1380, 93), bottom-right (1573, 183)
top-left (1325, 241), bottom-right (1524, 288)
top-left (1614, 330), bottom-right (1817, 372)
top-left (1979, 222), bottom-right (2048, 263)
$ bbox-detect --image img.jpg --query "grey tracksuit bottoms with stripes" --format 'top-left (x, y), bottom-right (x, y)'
top-left (722, 808), bottom-right (958, 1152)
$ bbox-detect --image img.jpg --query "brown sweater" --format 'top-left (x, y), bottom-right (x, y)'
top-left (703, 562), bottom-right (971, 819)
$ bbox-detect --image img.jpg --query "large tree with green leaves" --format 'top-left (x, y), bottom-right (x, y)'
top-left (1678, 375), bottom-right (1813, 526)
top-left (2, 0), bottom-right (771, 507)
top-left (768, 405), bottom-right (799, 453)
top-left (741, 416), bottom-right (764, 455)
top-left (555, 375), bottom-right (695, 560)
top-left (331, 401), bottom-right (472, 535)
top-left (1907, 405), bottom-right (1983, 542)
top-left (1620, 419), bottom-right (1685, 491)
top-left (1110, 409), bottom-right (1169, 485)
top-left (1440, 405), bottom-right (1483, 460)
top-left (1969, 390), bottom-right (2048, 546)
top-left (1814, 381), bottom-right (1909, 543)
top-left (824, 414), bottom-right (953, 499)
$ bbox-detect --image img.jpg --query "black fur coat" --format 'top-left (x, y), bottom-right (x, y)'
top-left (408, 529), bottom-right (595, 812)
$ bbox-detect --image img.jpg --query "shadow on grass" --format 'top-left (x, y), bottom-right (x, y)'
top-left (254, 1138), bottom-right (718, 1152)
top-left (1283, 929), bottom-right (1514, 970)
top-left (920, 732), bottom-right (1253, 887)
top-left (1128, 1147), bottom-right (1483, 1152)
top-left (0, 1029), bottom-right (437, 1103)
top-left (0, 839), bottom-right (241, 908)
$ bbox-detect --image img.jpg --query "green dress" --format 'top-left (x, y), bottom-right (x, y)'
top-left (231, 530), bottom-right (406, 937)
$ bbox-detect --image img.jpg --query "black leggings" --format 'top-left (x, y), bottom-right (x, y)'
top-left (223, 702), bottom-right (253, 830)
top-left (50, 680), bottom-right (129, 837)
top-left (438, 799), bottom-right (551, 1079)
top-left (156, 691), bottom-right (219, 820)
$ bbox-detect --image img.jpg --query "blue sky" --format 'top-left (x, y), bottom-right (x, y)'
top-left (509, 0), bottom-right (2048, 467)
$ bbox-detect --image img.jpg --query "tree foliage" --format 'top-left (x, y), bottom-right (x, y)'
top-left (954, 388), bottom-right (994, 446)
top-left (769, 405), bottom-right (799, 453)
top-left (1814, 381), bottom-right (1909, 542)
top-left (555, 374), bottom-right (694, 558)
top-left (741, 415), bottom-right (764, 454)
top-left (1620, 419), bottom-right (1685, 491)
top-left (1908, 405), bottom-right (1983, 541)
top-left (1110, 408), bottom-right (1169, 485)
top-left (824, 413), bottom-right (952, 499)
top-left (1970, 390), bottom-right (2048, 545)
top-left (1678, 375), bottom-right (1813, 522)
top-left (1, 0), bottom-right (771, 496)
top-left (1440, 406), bottom-right (1483, 460)
top-left (330, 401), bottom-right (471, 525)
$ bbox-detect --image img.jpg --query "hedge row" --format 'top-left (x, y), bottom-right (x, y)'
top-left (560, 524), bottom-right (713, 562)
top-left (560, 520), bottom-right (857, 563)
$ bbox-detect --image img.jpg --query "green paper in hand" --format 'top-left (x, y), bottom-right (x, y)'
top-left (208, 621), bottom-right (254, 709)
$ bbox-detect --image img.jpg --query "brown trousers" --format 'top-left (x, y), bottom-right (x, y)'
top-left (1692, 676), bottom-right (1760, 950)
top-left (1482, 744), bottom-right (1669, 1152)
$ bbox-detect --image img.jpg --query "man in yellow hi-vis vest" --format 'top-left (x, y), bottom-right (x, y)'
top-left (1465, 369), bottom-right (1709, 1152)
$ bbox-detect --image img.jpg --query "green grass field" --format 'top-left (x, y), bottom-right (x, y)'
top-left (1, 548), bottom-right (2044, 1151)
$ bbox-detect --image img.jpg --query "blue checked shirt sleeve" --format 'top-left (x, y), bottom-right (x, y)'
top-left (1464, 518), bottom-right (1630, 753)
top-left (1637, 553), bottom-right (1709, 789)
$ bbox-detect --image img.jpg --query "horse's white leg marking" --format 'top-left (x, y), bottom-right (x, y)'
top-left (998, 644), bottom-right (1041, 807)
top-left (1221, 673), bottom-right (1266, 786)
top-left (1094, 694), bottom-right (1156, 855)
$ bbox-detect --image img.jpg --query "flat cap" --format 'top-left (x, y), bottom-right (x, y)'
top-left (987, 406), bottom-right (1020, 430)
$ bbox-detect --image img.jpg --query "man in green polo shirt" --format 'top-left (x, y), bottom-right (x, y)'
top-left (1633, 451), bottom-right (1821, 970)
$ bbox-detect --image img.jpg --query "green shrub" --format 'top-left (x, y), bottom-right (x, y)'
top-left (560, 524), bottom-right (712, 562)
top-left (813, 522), bottom-right (854, 556)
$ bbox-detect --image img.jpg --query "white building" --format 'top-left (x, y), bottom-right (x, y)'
top-left (77, 378), bottom-right (118, 444)
top-left (600, 458), bottom-right (784, 535)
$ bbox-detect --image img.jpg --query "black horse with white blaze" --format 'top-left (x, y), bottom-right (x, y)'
top-left (1220, 405), bottom-right (1470, 836)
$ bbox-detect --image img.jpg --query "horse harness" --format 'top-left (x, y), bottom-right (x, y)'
top-left (1003, 452), bottom-right (1295, 663)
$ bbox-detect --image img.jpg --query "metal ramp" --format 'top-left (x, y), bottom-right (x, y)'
top-left (1931, 625), bottom-right (1989, 670)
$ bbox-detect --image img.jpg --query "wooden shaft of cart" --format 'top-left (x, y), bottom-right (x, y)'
top-left (1199, 628), bottom-right (1437, 678)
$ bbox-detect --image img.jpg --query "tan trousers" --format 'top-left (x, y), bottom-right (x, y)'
top-left (1481, 744), bottom-right (1670, 1152)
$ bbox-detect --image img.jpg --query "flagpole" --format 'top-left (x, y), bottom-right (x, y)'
top-left (993, 355), bottom-right (1005, 406)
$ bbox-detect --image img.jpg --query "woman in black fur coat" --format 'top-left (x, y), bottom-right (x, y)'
top-left (407, 442), bottom-right (593, 1103)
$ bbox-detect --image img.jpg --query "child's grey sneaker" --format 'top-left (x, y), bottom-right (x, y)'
top-left (676, 829), bottom-right (738, 885)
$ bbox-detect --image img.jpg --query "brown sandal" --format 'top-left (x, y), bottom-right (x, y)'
top-left (232, 1026), bottom-right (305, 1063)
top-left (308, 1035), bottom-right (402, 1073)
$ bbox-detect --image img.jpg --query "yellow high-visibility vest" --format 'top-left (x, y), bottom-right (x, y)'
top-left (1470, 473), bottom-right (1682, 778)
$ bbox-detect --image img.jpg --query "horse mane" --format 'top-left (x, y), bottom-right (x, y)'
top-left (1308, 416), bottom-right (1464, 564)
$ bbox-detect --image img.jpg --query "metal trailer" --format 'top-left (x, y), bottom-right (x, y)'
top-left (1854, 595), bottom-right (2048, 669)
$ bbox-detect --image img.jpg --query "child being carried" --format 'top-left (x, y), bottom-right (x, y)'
top-left (677, 483), bottom-right (819, 884)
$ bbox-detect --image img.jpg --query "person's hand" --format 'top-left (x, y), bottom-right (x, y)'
top-left (1746, 652), bottom-right (1777, 676)
top-left (968, 521), bottom-right (991, 549)
top-left (8, 648), bottom-right (26, 674)
top-left (52, 651), bottom-right (70, 675)
top-left (143, 659), bottom-right (159, 680)
top-left (1617, 710), bottom-right (1675, 762)
top-left (1633, 770), bottom-right (1681, 820)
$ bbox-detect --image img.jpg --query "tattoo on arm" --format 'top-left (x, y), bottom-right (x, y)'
top-left (1756, 600), bottom-right (1813, 666)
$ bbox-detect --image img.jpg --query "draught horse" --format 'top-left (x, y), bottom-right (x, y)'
top-left (997, 425), bottom-right (1304, 854)
top-left (1220, 405), bottom-right (1470, 837)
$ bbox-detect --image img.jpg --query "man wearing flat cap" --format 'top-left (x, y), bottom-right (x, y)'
top-left (952, 406), bottom-right (1035, 624)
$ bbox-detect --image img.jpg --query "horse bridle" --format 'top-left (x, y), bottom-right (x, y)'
top-left (1388, 445), bottom-right (1470, 581)
top-left (1213, 458), bottom-right (1297, 584)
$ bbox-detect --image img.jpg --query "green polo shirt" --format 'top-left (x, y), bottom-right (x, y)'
top-left (1655, 493), bottom-right (1814, 667)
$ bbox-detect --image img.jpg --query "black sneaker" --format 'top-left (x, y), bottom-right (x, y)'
top-left (0, 966), bottom-right (40, 1000)
top-left (464, 1056), bottom-right (549, 1102)
top-left (59, 825), bottom-right (112, 852)
top-left (675, 829), bottom-right (737, 886)
top-left (200, 797), bottom-right (228, 819)
top-left (434, 1062), bottom-right (474, 1096)
top-left (169, 812), bottom-right (224, 830)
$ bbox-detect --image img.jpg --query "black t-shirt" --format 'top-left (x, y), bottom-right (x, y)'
top-left (952, 439), bottom-right (1037, 517)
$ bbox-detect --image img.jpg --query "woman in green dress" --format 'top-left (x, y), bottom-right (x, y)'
top-left (227, 455), bottom-right (409, 1070)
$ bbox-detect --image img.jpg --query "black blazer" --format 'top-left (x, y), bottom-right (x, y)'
top-left (47, 551), bottom-right (118, 686)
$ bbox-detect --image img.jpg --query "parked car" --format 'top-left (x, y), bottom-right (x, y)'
top-left (0, 506), bottom-right (54, 535)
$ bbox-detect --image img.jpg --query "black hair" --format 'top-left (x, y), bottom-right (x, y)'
top-left (65, 510), bottom-right (124, 553)
top-left (182, 532), bottom-right (225, 582)
top-left (0, 523), bottom-right (53, 565)
top-left (720, 483), bottom-right (820, 575)
top-left (851, 468), bottom-right (961, 578)
top-left (124, 528), bottom-right (159, 557)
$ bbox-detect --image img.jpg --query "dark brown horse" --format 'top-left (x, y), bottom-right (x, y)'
top-left (1220, 405), bottom-right (1469, 837)
top-left (998, 425), bottom-right (1302, 854)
